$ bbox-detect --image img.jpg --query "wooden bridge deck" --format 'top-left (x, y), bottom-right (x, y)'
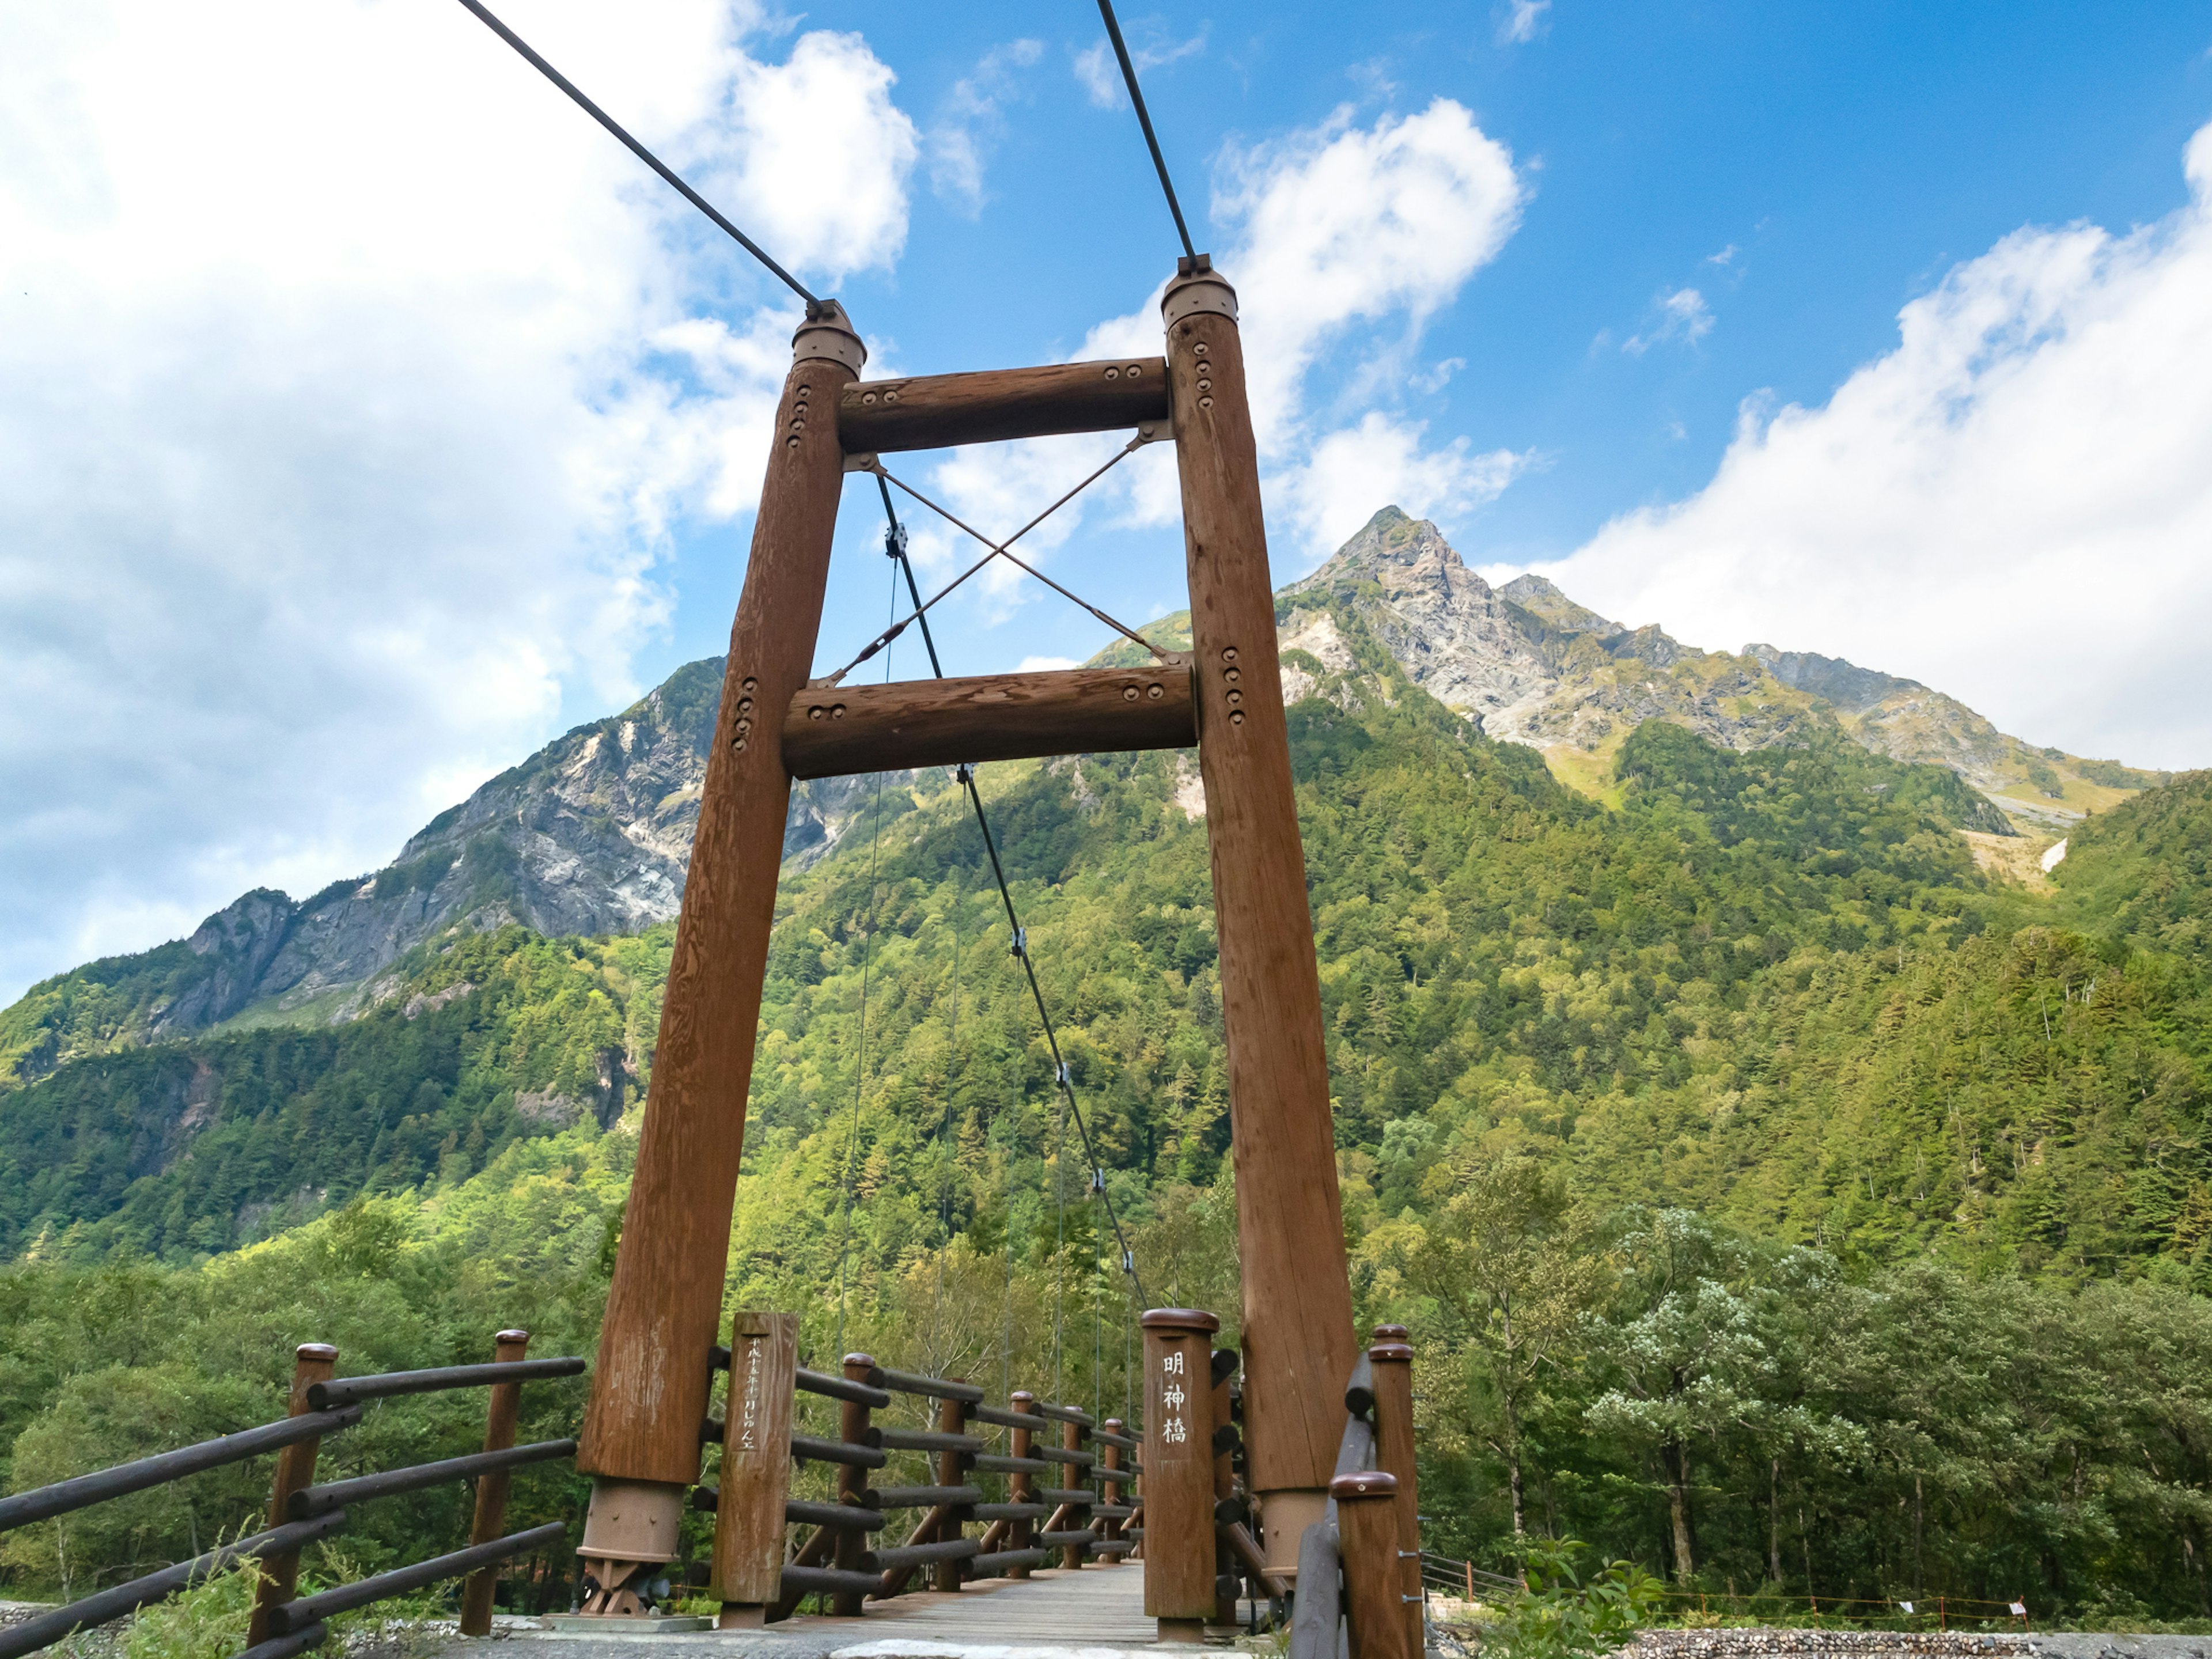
top-left (491, 1564), bottom-right (1211, 1659)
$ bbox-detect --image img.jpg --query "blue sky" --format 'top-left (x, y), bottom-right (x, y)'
top-left (3, 0), bottom-right (2211, 999)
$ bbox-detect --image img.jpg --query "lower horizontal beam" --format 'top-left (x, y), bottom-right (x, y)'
top-left (783, 664), bottom-right (1192, 781)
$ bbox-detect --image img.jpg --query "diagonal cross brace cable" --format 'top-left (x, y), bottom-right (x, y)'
top-left (822, 442), bottom-right (1161, 688)
top-left (449, 0), bottom-right (819, 309)
top-left (874, 490), bottom-right (1152, 1308)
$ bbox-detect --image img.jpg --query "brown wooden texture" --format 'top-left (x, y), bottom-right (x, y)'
top-left (1099, 1421), bottom-right (1126, 1555)
top-left (1368, 1337), bottom-right (1420, 1642)
top-left (247, 1343), bottom-right (336, 1645)
top-left (933, 1393), bottom-right (968, 1592)
top-left (784, 663), bottom-right (1191, 779)
top-left (1167, 278), bottom-right (1357, 1503)
top-left (710, 1311), bottom-right (799, 1608)
top-left (460, 1330), bottom-right (531, 1635)
top-left (578, 336), bottom-right (857, 1487)
top-left (1059, 1421), bottom-right (1089, 1570)
top-left (768, 1524), bottom-right (838, 1623)
top-left (1334, 1471), bottom-right (1416, 1659)
top-left (834, 1354), bottom-right (876, 1614)
top-left (1007, 1392), bottom-right (1037, 1580)
top-left (838, 358), bottom-right (1169, 454)
top-left (1142, 1310), bottom-right (1218, 1621)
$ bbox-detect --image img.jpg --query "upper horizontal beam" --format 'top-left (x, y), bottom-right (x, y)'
top-left (838, 358), bottom-right (1171, 454)
top-left (783, 663), bottom-right (1192, 781)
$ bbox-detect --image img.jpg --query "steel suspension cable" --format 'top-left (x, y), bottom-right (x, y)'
top-left (876, 491), bottom-right (1153, 1309)
top-left (1093, 0), bottom-right (1198, 261)
top-left (449, 0), bottom-right (818, 308)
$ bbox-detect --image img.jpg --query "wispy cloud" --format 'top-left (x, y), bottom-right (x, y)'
top-left (1074, 25), bottom-right (1206, 109)
top-left (1622, 287), bottom-right (1714, 354)
top-left (1497, 0), bottom-right (1552, 46)
top-left (927, 38), bottom-right (1044, 214)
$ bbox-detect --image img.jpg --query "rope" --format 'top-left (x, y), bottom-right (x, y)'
top-left (448, 0), bottom-right (818, 308)
top-left (831, 560), bottom-right (899, 1358)
top-left (870, 489), bottom-right (1153, 1309)
top-left (1094, 0), bottom-right (1198, 261)
top-left (820, 442), bottom-right (1159, 687)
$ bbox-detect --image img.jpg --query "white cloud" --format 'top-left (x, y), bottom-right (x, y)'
top-left (1498, 0), bottom-right (1552, 45)
top-left (1285, 414), bottom-right (1532, 554)
top-left (0, 0), bottom-right (918, 999)
top-left (927, 39), bottom-right (1044, 214)
top-left (1622, 287), bottom-right (1713, 354)
top-left (1218, 100), bottom-right (1526, 445)
top-left (1016, 656), bottom-right (1081, 672)
top-left (1540, 119), bottom-right (2212, 771)
top-left (915, 99), bottom-right (1529, 584)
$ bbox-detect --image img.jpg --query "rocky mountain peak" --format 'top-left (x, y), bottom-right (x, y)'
top-left (1292, 506), bottom-right (1494, 608)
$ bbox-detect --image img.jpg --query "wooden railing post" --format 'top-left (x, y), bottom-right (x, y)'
top-left (1334, 1471), bottom-right (1415, 1659)
top-left (247, 1343), bottom-right (337, 1646)
top-left (832, 1354), bottom-right (876, 1616)
top-left (1008, 1392), bottom-right (1039, 1580)
top-left (711, 1312), bottom-right (798, 1628)
top-left (1368, 1327), bottom-right (1421, 1653)
top-left (1059, 1418), bottom-right (1090, 1570)
top-left (1142, 1309), bottom-right (1219, 1642)
top-left (933, 1390), bottom-right (968, 1592)
top-left (1099, 1421), bottom-right (1126, 1560)
top-left (459, 1330), bottom-right (531, 1636)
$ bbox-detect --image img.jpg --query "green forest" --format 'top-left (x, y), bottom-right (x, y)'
top-left (4, 591), bottom-right (2211, 1624)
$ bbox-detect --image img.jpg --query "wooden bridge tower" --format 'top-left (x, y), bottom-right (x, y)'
top-left (574, 258), bottom-right (1358, 1604)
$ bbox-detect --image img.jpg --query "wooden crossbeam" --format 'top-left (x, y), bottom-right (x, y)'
top-left (782, 663), bottom-right (1192, 780)
top-left (839, 358), bottom-right (1170, 454)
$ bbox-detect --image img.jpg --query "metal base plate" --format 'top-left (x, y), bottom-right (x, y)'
top-left (543, 1616), bottom-right (714, 1635)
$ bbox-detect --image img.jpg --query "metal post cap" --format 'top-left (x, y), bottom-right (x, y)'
top-left (1161, 257), bottom-right (1237, 328)
top-left (843, 1352), bottom-right (877, 1368)
top-left (1139, 1308), bottom-right (1221, 1333)
top-left (1328, 1471), bottom-right (1399, 1501)
top-left (296, 1343), bottom-right (339, 1362)
top-left (1372, 1324), bottom-right (1409, 1340)
top-left (1369, 1342), bottom-right (1414, 1363)
top-left (794, 300), bottom-right (866, 372)
top-left (497, 1329), bottom-right (531, 1344)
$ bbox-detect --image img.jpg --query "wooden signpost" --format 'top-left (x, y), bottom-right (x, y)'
top-left (573, 262), bottom-right (1358, 1605)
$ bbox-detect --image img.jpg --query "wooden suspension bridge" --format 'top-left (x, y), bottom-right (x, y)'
top-left (3, 3), bottom-right (1456, 1655)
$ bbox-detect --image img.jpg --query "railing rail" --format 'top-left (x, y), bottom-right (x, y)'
top-left (0, 1328), bottom-right (582, 1659)
top-left (0, 1410), bottom-right (362, 1533)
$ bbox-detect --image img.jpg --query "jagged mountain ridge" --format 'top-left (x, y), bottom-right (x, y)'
top-left (1283, 507), bottom-right (2164, 826)
top-left (1, 505), bottom-right (2166, 1085)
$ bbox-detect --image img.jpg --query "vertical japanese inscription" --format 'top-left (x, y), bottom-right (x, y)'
top-left (709, 1310), bottom-right (797, 1609)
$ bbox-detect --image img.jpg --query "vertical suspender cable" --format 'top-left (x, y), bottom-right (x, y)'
top-left (832, 560), bottom-right (899, 1360)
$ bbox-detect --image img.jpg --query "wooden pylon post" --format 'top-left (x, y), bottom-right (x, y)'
top-left (573, 304), bottom-right (865, 1604)
top-left (1164, 256), bottom-right (1357, 1577)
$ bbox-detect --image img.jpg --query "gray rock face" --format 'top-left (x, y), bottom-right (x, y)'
top-left (1747, 643), bottom-right (1924, 713)
top-left (146, 657), bottom-right (907, 1033)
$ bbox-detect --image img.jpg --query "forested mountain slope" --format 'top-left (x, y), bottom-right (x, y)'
top-left (4, 574), bottom-right (2211, 1618)
top-left (3, 509), bottom-right (2160, 1091)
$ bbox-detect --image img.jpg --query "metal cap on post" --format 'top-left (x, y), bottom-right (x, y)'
top-left (793, 300), bottom-right (866, 373)
top-left (1141, 1309), bottom-right (1218, 1642)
